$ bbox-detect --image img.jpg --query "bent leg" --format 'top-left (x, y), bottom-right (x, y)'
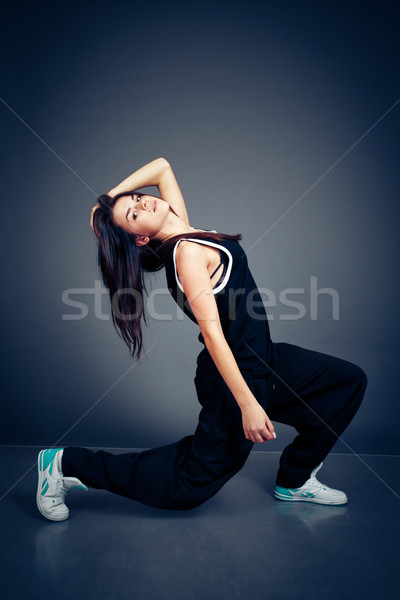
top-left (62, 370), bottom-right (254, 510)
top-left (267, 342), bottom-right (368, 488)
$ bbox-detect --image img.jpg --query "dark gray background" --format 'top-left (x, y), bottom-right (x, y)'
top-left (1, 0), bottom-right (399, 454)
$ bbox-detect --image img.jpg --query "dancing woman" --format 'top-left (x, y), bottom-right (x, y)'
top-left (36, 158), bottom-right (367, 520)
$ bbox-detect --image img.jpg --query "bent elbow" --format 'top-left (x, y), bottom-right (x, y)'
top-left (158, 157), bottom-right (170, 169)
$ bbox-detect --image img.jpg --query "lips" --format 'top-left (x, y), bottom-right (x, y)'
top-left (153, 200), bottom-right (156, 213)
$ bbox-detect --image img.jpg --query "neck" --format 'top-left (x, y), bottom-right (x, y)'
top-left (155, 210), bottom-right (199, 243)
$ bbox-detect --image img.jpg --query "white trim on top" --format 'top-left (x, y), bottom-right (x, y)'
top-left (172, 237), bottom-right (233, 295)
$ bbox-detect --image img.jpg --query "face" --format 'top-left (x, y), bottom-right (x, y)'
top-left (112, 193), bottom-right (170, 245)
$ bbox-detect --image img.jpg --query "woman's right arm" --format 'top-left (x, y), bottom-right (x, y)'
top-left (106, 157), bottom-right (169, 197)
top-left (91, 158), bottom-right (190, 229)
top-left (176, 241), bottom-right (276, 444)
top-left (91, 158), bottom-right (170, 229)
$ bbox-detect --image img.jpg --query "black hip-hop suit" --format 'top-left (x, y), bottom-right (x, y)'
top-left (62, 234), bottom-right (367, 509)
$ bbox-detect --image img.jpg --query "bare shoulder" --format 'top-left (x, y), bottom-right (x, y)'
top-left (175, 239), bottom-right (208, 270)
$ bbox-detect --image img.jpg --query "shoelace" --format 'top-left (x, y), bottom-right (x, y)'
top-left (53, 476), bottom-right (68, 506)
top-left (306, 477), bottom-right (326, 491)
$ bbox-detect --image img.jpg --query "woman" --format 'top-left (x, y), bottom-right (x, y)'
top-left (36, 158), bottom-right (368, 521)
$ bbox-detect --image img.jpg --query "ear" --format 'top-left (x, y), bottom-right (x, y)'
top-left (135, 235), bottom-right (150, 247)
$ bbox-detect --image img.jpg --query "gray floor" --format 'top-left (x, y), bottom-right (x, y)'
top-left (0, 448), bottom-right (399, 600)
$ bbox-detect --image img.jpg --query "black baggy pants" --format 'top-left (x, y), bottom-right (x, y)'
top-left (62, 342), bottom-right (368, 510)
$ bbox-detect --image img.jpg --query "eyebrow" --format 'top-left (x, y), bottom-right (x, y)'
top-left (126, 194), bottom-right (135, 222)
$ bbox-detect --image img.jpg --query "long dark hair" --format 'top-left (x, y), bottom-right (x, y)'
top-left (92, 190), bottom-right (242, 361)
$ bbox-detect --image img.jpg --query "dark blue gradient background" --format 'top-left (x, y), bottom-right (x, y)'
top-left (1, 0), bottom-right (399, 454)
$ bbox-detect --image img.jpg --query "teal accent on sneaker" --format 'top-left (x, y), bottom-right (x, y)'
top-left (274, 463), bottom-right (348, 505)
top-left (41, 448), bottom-right (63, 474)
top-left (37, 448), bottom-right (89, 522)
top-left (274, 485), bottom-right (293, 498)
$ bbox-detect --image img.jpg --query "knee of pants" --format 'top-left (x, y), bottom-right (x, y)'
top-left (352, 363), bottom-right (368, 391)
top-left (345, 363), bottom-right (368, 414)
top-left (339, 360), bottom-right (368, 391)
top-left (160, 491), bottom-right (217, 511)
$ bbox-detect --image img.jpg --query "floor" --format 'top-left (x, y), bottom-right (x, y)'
top-left (0, 447), bottom-right (398, 600)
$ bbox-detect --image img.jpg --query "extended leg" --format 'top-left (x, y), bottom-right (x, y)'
top-left (61, 369), bottom-right (254, 511)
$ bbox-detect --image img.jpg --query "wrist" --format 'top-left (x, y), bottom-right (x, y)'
top-left (236, 395), bottom-right (258, 411)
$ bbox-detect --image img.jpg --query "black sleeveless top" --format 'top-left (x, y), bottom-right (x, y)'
top-left (163, 234), bottom-right (278, 383)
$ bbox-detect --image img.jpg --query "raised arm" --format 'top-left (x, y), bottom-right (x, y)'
top-left (176, 241), bottom-right (276, 444)
top-left (106, 157), bottom-right (170, 198)
top-left (90, 158), bottom-right (190, 230)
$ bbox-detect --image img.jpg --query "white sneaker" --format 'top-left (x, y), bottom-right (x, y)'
top-left (37, 448), bottom-right (88, 521)
top-left (273, 462), bottom-right (348, 505)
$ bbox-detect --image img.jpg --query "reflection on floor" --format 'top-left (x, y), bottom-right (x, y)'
top-left (1, 447), bottom-right (398, 600)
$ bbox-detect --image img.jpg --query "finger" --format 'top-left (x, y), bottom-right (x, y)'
top-left (260, 428), bottom-right (274, 441)
top-left (252, 430), bottom-right (268, 443)
top-left (265, 419), bottom-right (276, 438)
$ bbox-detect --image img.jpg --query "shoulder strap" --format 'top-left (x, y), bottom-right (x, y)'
top-left (172, 238), bottom-right (233, 295)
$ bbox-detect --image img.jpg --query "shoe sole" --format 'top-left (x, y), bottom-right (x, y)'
top-left (273, 490), bottom-right (347, 505)
top-left (36, 450), bottom-right (68, 522)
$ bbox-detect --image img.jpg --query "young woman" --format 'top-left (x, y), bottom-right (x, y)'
top-left (36, 158), bottom-right (368, 521)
